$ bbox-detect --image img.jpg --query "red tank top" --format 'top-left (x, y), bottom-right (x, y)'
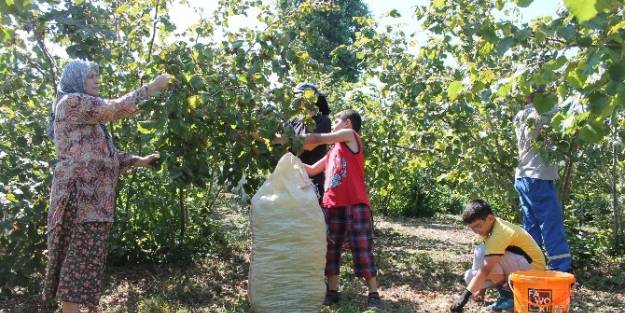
top-left (322, 132), bottom-right (370, 208)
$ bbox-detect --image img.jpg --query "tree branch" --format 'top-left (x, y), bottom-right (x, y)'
top-left (546, 37), bottom-right (621, 49)
top-left (33, 28), bottom-right (58, 93)
top-left (147, 0), bottom-right (160, 62)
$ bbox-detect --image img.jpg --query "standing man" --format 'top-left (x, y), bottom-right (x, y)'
top-left (513, 86), bottom-right (572, 272)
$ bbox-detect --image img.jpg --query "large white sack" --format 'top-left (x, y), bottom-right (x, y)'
top-left (248, 153), bottom-right (327, 313)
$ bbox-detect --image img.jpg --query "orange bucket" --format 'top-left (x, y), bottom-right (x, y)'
top-left (509, 270), bottom-right (575, 313)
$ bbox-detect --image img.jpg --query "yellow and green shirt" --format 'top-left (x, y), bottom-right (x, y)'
top-left (480, 217), bottom-right (547, 270)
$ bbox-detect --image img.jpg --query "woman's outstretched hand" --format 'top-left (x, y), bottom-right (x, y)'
top-left (138, 153), bottom-right (160, 168)
top-left (147, 74), bottom-right (172, 96)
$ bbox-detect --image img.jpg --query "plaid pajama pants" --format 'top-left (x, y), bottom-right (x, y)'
top-left (323, 203), bottom-right (378, 279)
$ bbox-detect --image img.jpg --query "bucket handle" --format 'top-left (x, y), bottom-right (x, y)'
top-left (508, 277), bottom-right (575, 308)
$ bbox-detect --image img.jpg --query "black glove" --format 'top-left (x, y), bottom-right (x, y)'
top-left (450, 288), bottom-right (472, 313)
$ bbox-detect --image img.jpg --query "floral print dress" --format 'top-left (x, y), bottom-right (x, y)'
top-left (43, 86), bottom-right (148, 306)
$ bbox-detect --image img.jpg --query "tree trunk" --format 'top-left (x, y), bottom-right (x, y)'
top-left (179, 187), bottom-right (186, 241)
top-left (511, 202), bottom-right (522, 224)
top-left (611, 120), bottom-right (622, 250)
top-left (559, 141), bottom-right (576, 208)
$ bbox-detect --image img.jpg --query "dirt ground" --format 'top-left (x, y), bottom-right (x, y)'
top-left (2, 210), bottom-right (624, 313)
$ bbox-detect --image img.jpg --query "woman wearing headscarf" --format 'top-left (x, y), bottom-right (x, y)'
top-left (42, 59), bottom-right (170, 313)
top-left (288, 82), bottom-right (331, 200)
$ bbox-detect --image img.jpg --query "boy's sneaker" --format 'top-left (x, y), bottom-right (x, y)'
top-left (366, 292), bottom-right (381, 310)
top-left (487, 283), bottom-right (514, 312)
top-left (323, 290), bottom-right (339, 305)
top-left (485, 296), bottom-right (513, 312)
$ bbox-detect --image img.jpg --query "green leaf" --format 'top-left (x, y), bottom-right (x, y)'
top-left (578, 125), bottom-right (600, 142)
top-left (432, 0), bottom-right (445, 9)
top-left (601, 87), bottom-right (619, 116)
top-left (189, 74), bottom-right (204, 90)
top-left (6, 193), bottom-right (17, 202)
top-left (596, 0), bottom-right (620, 12)
top-left (567, 69), bottom-right (586, 89)
top-left (514, 0), bottom-right (533, 8)
top-left (480, 69), bottom-right (496, 83)
top-left (303, 89), bottom-right (315, 99)
top-left (388, 9), bottom-right (401, 18)
top-left (557, 84), bottom-right (568, 99)
top-left (608, 20), bottom-right (625, 35)
top-left (231, 40), bottom-right (244, 50)
top-left (496, 0), bottom-right (505, 10)
top-left (602, 97), bottom-right (618, 118)
top-left (496, 82), bottom-right (512, 98)
top-left (514, 28), bottom-right (532, 42)
top-left (561, 114), bottom-right (578, 135)
top-left (588, 92), bottom-right (609, 115)
top-left (354, 37), bottom-right (372, 47)
top-left (448, 81), bottom-right (463, 101)
top-left (583, 50), bottom-right (604, 76)
top-left (479, 26), bottom-right (499, 43)
top-left (613, 88), bottom-right (625, 110)
top-left (0, 26), bottom-right (14, 42)
top-left (496, 37), bottom-right (514, 55)
top-left (577, 36), bottom-right (593, 47)
top-left (578, 122), bottom-right (608, 143)
top-left (558, 24), bottom-right (577, 41)
top-left (546, 56), bottom-right (569, 71)
top-left (564, 0), bottom-right (598, 22)
top-left (187, 95), bottom-right (198, 109)
top-left (533, 93), bottom-right (558, 114)
top-left (608, 62), bottom-right (625, 82)
top-left (137, 121), bottom-right (155, 135)
top-left (551, 112), bottom-right (566, 130)
top-left (297, 50), bottom-right (310, 63)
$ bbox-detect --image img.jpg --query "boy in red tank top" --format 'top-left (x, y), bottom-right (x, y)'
top-left (301, 109), bottom-right (380, 310)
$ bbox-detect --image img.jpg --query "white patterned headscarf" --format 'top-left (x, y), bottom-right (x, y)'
top-left (47, 60), bottom-right (115, 155)
top-left (48, 59), bottom-right (99, 139)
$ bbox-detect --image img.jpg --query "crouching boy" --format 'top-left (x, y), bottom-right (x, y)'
top-left (450, 199), bottom-right (547, 312)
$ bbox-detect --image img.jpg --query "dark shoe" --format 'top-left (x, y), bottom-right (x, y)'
top-left (366, 292), bottom-right (381, 310)
top-left (323, 290), bottom-right (339, 305)
top-left (485, 296), bottom-right (513, 312)
top-left (486, 284), bottom-right (513, 312)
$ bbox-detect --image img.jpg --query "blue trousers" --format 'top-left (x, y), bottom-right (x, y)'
top-left (514, 177), bottom-right (572, 272)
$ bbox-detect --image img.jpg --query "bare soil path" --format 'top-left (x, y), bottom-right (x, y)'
top-left (3, 210), bottom-right (624, 312)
